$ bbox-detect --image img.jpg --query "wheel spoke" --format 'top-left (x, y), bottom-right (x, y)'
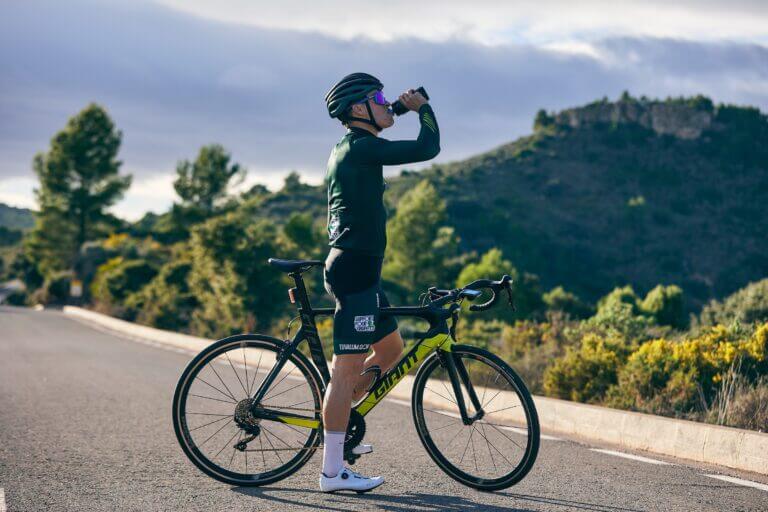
top-left (476, 421), bottom-right (512, 466)
top-left (249, 351), bottom-right (264, 397)
top-left (258, 432), bottom-right (267, 470)
top-left (429, 420), bottom-right (461, 432)
top-left (196, 377), bottom-right (237, 403)
top-left (201, 418), bottom-right (234, 446)
top-left (189, 414), bottom-right (231, 432)
top-left (189, 393), bottom-right (237, 405)
top-left (482, 388), bottom-right (503, 411)
top-left (261, 424), bottom-right (297, 451)
top-left (209, 363), bottom-right (238, 402)
top-left (479, 422), bottom-right (498, 471)
top-left (280, 398), bottom-right (314, 409)
top-left (459, 426), bottom-right (474, 465)
top-left (423, 407), bottom-right (459, 420)
top-left (425, 386), bottom-right (457, 405)
top-left (485, 404), bottom-right (522, 415)
top-left (215, 428), bottom-right (242, 459)
top-left (261, 427), bottom-right (284, 464)
top-left (261, 380), bottom-right (307, 402)
top-left (225, 351), bottom-right (249, 397)
top-left (262, 368), bottom-right (300, 401)
top-left (486, 423), bottom-right (525, 451)
top-left (440, 379), bottom-right (456, 403)
top-left (243, 346), bottom-right (250, 396)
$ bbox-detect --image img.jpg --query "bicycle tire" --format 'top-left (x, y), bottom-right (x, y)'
top-left (172, 334), bottom-right (324, 486)
top-left (411, 344), bottom-right (540, 491)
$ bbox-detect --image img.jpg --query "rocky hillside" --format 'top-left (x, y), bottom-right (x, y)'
top-left (387, 94), bottom-right (768, 310)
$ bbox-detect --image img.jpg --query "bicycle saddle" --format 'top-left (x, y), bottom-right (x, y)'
top-left (267, 258), bottom-right (324, 273)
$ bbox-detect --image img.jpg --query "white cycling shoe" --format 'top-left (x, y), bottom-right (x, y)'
top-left (319, 467), bottom-right (384, 493)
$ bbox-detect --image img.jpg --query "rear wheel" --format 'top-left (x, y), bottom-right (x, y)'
top-left (172, 334), bottom-right (323, 486)
top-left (412, 345), bottom-right (540, 491)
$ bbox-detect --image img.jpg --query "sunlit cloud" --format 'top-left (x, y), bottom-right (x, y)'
top-left (154, 0), bottom-right (768, 45)
top-left (1, 0), bottom-right (766, 219)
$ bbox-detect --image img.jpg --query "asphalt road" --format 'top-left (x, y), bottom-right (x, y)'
top-left (1, 305), bottom-right (767, 512)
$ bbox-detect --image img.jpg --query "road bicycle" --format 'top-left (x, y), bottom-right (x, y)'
top-left (172, 258), bottom-right (540, 491)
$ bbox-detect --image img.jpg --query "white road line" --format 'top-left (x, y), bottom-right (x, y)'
top-left (703, 474), bottom-right (768, 492)
top-left (386, 397), bottom-right (561, 440)
top-left (0, 487), bottom-right (7, 512)
top-left (590, 448), bottom-right (673, 465)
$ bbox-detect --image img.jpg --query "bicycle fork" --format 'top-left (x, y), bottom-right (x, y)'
top-left (437, 349), bottom-right (484, 425)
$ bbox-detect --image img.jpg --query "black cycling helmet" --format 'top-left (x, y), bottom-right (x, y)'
top-left (325, 72), bottom-right (384, 130)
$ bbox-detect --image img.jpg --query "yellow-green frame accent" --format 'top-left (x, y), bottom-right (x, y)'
top-left (271, 333), bottom-right (453, 430)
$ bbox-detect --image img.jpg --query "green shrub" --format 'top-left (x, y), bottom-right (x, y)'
top-left (543, 286), bottom-right (592, 319)
top-left (543, 333), bottom-right (629, 403)
top-left (45, 271), bottom-right (72, 304)
top-left (4, 289), bottom-right (28, 306)
top-left (700, 278), bottom-right (768, 327)
top-left (187, 212), bottom-right (286, 338)
top-left (125, 259), bottom-right (197, 331)
top-left (640, 285), bottom-right (686, 329)
top-left (607, 324), bottom-right (767, 417)
top-left (456, 248), bottom-right (544, 321)
top-left (500, 318), bottom-right (574, 394)
top-left (29, 271), bottom-right (73, 305)
top-left (588, 286), bottom-right (655, 341)
top-left (90, 257), bottom-right (157, 317)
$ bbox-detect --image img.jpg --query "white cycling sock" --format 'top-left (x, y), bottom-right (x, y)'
top-left (322, 430), bottom-right (345, 478)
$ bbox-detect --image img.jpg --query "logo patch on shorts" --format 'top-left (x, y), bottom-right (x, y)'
top-left (354, 315), bottom-right (375, 332)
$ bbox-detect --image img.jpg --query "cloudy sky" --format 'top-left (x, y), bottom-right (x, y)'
top-left (1, 0), bottom-right (767, 219)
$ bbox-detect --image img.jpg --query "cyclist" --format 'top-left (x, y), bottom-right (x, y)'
top-left (320, 72), bottom-right (440, 492)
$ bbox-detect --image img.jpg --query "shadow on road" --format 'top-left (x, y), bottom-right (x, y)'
top-left (233, 487), bottom-right (537, 511)
top-left (501, 492), bottom-right (646, 512)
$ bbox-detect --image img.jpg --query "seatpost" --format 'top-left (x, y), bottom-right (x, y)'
top-left (289, 272), bottom-right (313, 313)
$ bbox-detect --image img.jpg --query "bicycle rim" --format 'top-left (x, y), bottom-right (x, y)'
top-left (412, 345), bottom-right (540, 491)
top-left (172, 335), bottom-right (323, 486)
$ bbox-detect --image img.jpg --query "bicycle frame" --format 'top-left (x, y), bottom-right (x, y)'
top-left (249, 270), bottom-right (485, 430)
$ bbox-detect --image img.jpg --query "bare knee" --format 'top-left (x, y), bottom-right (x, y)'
top-left (374, 331), bottom-right (404, 370)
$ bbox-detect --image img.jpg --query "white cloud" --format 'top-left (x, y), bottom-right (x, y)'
top-left (111, 165), bottom-right (322, 220)
top-left (2, 0), bottom-right (767, 219)
top-left (154, 0), bottom-right (768, 45)
top-left (0, 177), bottom-right (37, 209)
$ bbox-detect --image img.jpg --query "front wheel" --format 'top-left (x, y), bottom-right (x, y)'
top-left (412, 345), bottom-right (540, 491)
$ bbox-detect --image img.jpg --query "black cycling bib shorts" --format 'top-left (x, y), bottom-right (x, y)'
top-left (324, 248), bottom-right (398, 355)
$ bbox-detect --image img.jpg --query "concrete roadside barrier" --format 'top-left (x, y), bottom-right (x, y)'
top-left (63, 305), bottom-right (279, 370)
top-left (62, 306), bottom-right (768, 475)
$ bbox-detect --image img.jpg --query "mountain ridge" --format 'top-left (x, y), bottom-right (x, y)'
top-left (385, 94), bottom-right (768, 310)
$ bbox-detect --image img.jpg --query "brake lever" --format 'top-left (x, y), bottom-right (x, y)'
top-left (505, 285), bottom-right (516, 312)
top-left (449, 308), bottom-right (458, 340)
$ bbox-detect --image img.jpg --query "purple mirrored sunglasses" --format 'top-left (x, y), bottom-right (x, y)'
top-left (357, 90), bottom-right (388, 106)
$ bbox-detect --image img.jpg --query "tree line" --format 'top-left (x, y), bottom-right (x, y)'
top-left (3, 103), bottom-right (766, 431)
